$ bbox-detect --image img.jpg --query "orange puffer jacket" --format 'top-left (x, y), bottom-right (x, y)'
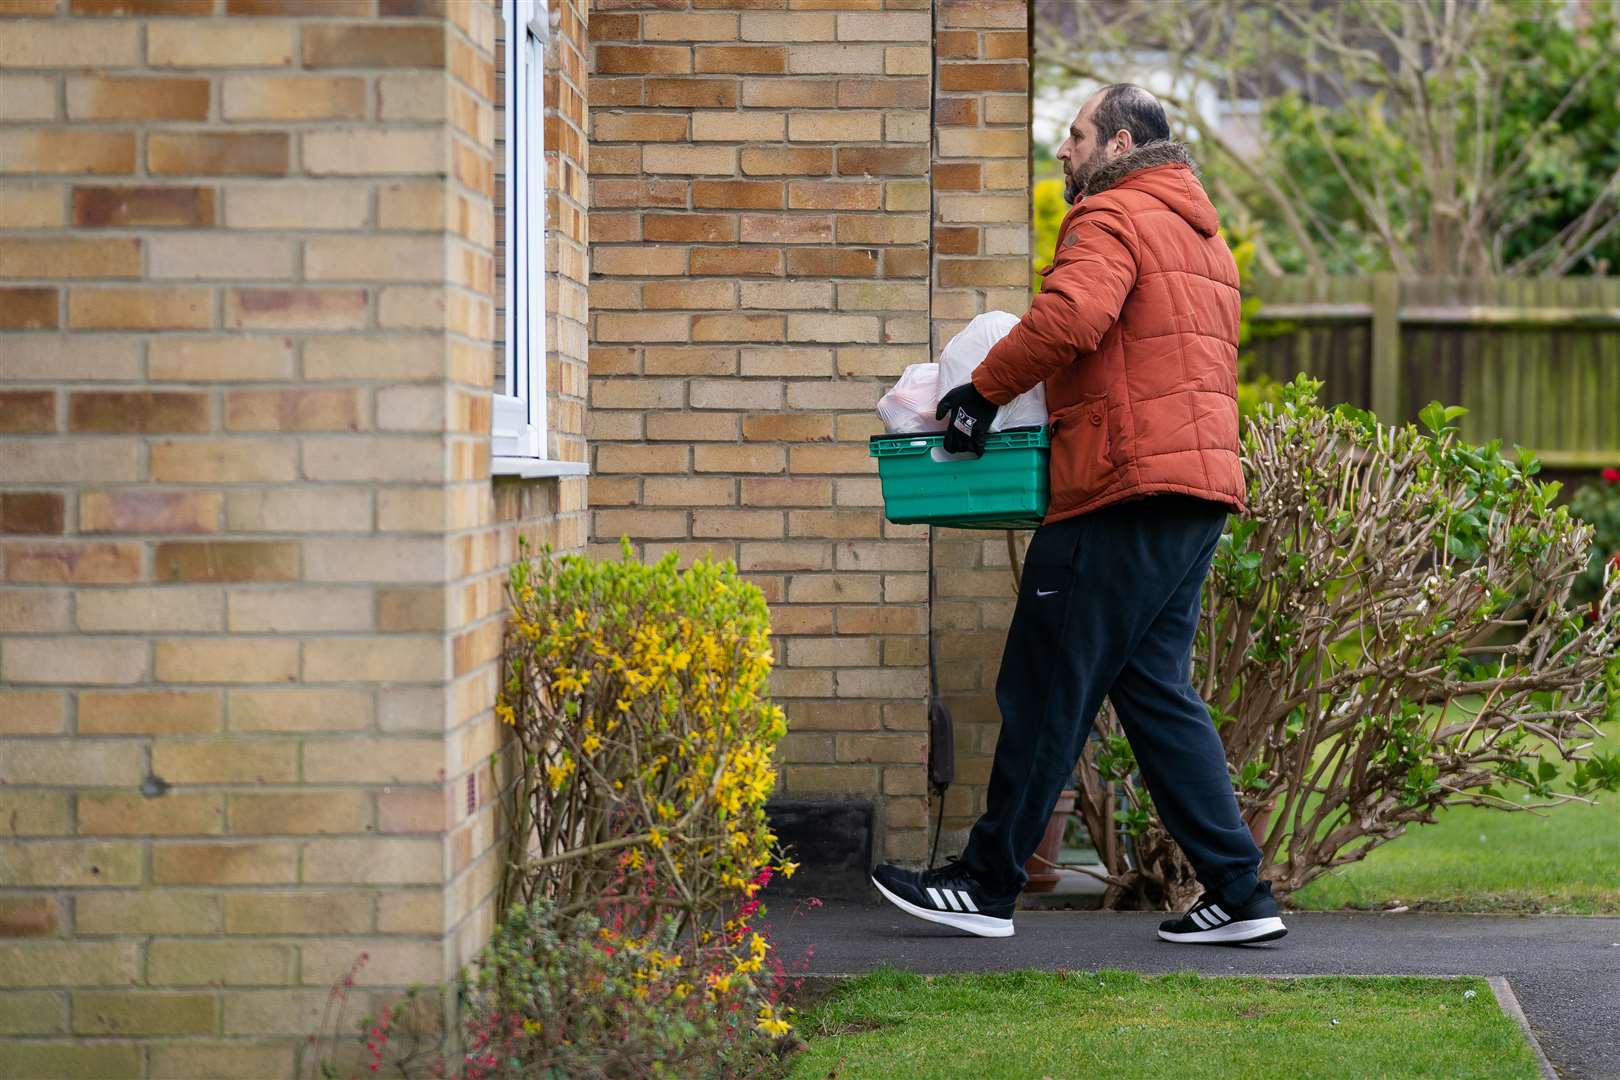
top-left (971, 141), bottom-right (1244, 525)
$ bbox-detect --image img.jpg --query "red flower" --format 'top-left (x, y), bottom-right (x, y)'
top-left (1609, 551), bottom-right (1620, 568)
top-left (1603, 467), bottom-right (1620, 483)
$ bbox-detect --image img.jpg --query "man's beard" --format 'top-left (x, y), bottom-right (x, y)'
top-left (1063, 142), bottom-right (1110, 204)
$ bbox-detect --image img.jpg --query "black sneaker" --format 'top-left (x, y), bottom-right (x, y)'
top-left (1158, 881), bottom-right (1287, 944)
top-left (870, 860), bottom-right (1016, 938)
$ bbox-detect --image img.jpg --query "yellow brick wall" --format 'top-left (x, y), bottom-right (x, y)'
top-left (584, 0), bottom-right (938, 865)
top-left (0, 0), bottom-right (586, 1072)
top-left (0, 0), bottom-right (1033, 1067)
top-left (583, 0), bottom-right (1031, 865)
top-left (456, 0), bottom-right (593, 966)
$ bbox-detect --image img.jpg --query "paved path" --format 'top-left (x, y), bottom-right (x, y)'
top-left (761, 902), bottom-right (1620, 1079)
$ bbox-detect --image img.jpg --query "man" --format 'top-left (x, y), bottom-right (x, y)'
top-left (871, 84), bottom-right (1286, 945)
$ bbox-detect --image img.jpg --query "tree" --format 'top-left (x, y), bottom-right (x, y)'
top-left (1034, 0), bottom-right (1620, 276)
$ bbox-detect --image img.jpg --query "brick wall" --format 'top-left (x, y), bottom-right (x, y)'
top-left (461, 0), bottom-right (593, 964)
top-left (0, 0), bottom-right (586, 1072)
top-left (926, 0), bottom-right (1033, 855)
top-left (583, 1), bottom-right (939, 863)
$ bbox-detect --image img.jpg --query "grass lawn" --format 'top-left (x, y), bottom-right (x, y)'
top-left (787, 967), bottom-right (1541, 1080)
top-left (1289, 725), bottom-right (1620, 915)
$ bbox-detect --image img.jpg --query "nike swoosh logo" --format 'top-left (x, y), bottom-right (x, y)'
top-left (1036, 588), bottom-right (1059, 598)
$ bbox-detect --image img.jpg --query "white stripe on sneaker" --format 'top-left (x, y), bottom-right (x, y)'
top-left (926, 886), bottom-right (947, 910)
top-left (871, 875), bottom-right (1015, 938)
top-left (1208, 903), bottom-right (1229, 923)
top-left (1192, 909), bottom-right (1212, 929)
top-left (959, 891), bottom-right (978, 913)
top-left (941, 889), bottom-right (962, 911)
top-left (1158, 915), bottom-right (1286, 945)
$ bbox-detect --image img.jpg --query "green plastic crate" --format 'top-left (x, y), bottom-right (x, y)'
top-left (869, 426), bottom-right (1050, 529)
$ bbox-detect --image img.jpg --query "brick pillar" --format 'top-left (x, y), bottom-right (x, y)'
top-left (929, 0), bottom-right (1033, 851)
top-left (0, 1), bottom-right (584, 1074)
top-left (584, 2), bottom-right (936, 865)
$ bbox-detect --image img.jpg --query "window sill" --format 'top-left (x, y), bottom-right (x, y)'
top-left (491, 457), bottom-right (589, 479)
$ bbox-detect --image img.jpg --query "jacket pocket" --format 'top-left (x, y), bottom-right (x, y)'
top-left (1047, 394), bottom-right (1112, 507)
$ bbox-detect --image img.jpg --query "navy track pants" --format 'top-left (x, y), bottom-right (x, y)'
top-left (957, 493), bottom-right (1264, 908)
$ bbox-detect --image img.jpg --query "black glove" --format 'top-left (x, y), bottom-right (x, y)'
top-left (935, 381), bottom-right (998, 457)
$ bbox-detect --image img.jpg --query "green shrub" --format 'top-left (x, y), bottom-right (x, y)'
top-left (1569, 467), bottom-right (1620, 608)
top-left (1075, 376), bottom-right (1620, 909)
top-left (454, 890), bottom-right (805, 1080)
top-left (298, 876), bottom-right (813, 1079)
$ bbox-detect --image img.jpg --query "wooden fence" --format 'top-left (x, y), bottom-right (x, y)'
top-left (1246, 275), bottom-right (1620, 468)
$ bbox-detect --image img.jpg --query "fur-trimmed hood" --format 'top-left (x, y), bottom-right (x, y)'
top-left (1083, 140), bottom-right (1220, 237)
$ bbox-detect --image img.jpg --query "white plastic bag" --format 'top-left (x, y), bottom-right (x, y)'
top-left (876, 362), bottom-right (947, 434)
top-left (937, 311), bottom-right (1047, 432)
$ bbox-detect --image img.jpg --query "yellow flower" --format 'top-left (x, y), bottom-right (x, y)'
top-left (551, 669), bottom-right (586, 695)
top-left (756, 1004), bottom-right (791, 1037)
top-left (779, 860), bottom-right (798, 879)
top-left (522, 1019), bottom-right (543, 1036)
top-left (581, 733), bottom-right (602, 754)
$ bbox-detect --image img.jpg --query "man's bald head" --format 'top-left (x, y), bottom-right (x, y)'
top-left (1089, 83), bottom-right (1170, 150)
top-left (1057, 83), bottom-right (1172, 203)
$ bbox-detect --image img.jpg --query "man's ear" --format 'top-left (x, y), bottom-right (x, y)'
top-left (1112, 129), bottom-right (1134, 157)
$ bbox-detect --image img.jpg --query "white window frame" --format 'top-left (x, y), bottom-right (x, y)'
top-left (492, 0), bottom-right (585, 478)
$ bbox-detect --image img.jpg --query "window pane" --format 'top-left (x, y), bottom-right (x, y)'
top-left (494, 3), bottom-right (510, 394)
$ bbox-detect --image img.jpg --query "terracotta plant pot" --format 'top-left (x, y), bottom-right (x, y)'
top-left (1022, 788), bottom-right (1077, 893)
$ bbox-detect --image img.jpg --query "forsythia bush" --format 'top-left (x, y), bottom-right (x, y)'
top-left (302, 547), bottom-right (816, 1077)
top-left (491, 542), bottom-right (803, 1074)
top-left (500, 540), bottom-right (793, 920)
